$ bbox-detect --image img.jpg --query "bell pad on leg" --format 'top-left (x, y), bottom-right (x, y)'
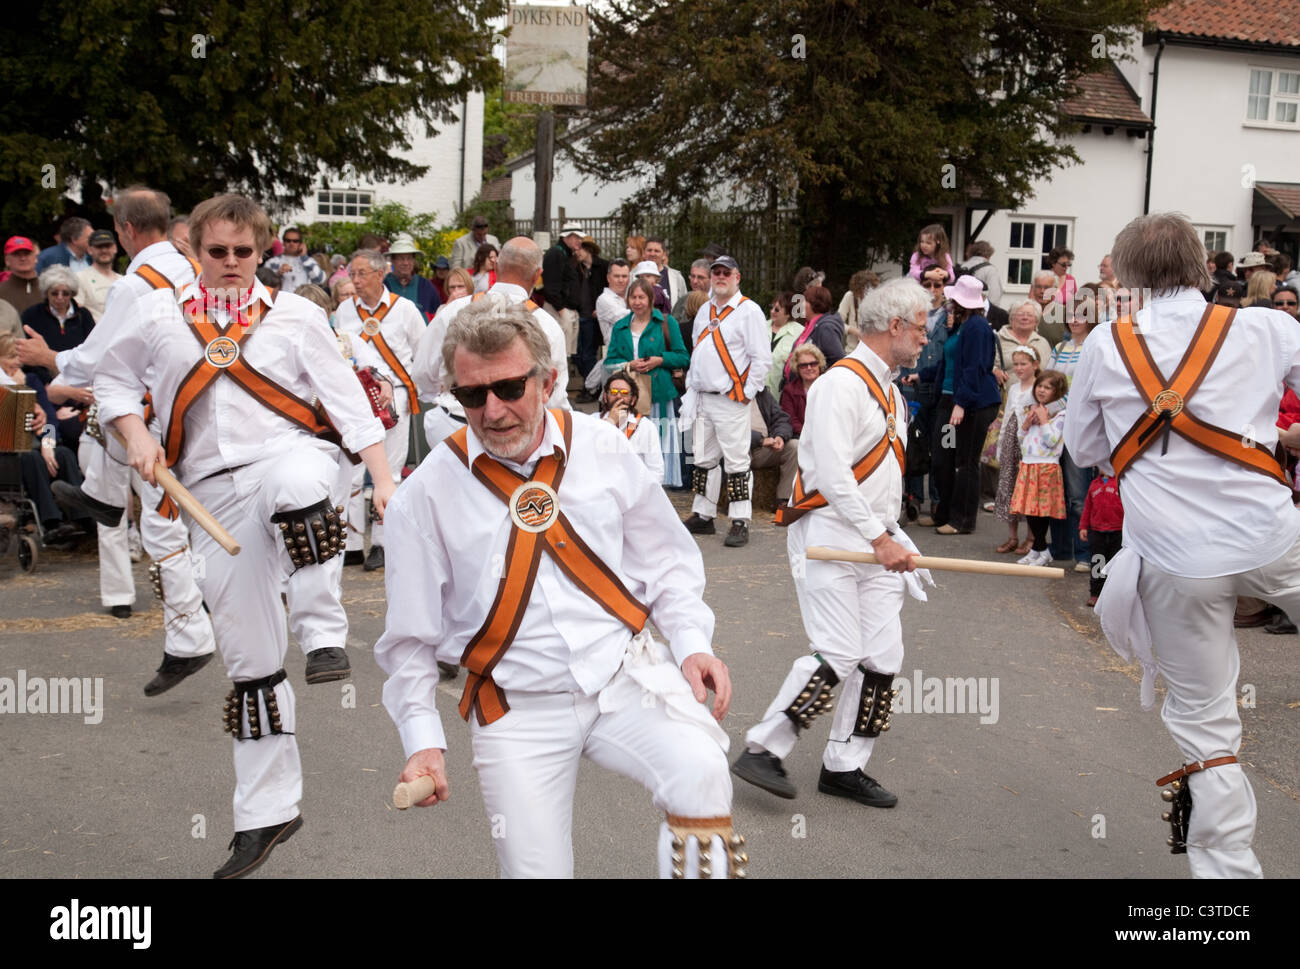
top-left (783, 658), bottom-right (839, 732)
top-left (271, 499), bottom-right (345, 568)
top-left (222, 669), bottom-right (288, 741)
top-left (725, 471), bottom-right (750, 502)
top-left (666, 815), bottom-right (747, 879)
top-left (691, 465), bottom-right (711, 497)
top-left (851, 666), bottom-right (899, 738)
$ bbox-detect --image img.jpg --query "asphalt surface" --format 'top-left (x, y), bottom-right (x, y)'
top-left (1, 500), bottom-right (1297, 880)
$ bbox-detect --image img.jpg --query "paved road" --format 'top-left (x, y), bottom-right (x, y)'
top-left (1, 502), bottom-right (1296, 879)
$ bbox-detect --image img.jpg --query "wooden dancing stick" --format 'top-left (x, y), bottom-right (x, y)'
top-left (393, 775), bottom-right (437, 810)
top-left (806, 546), bottom-right (1064, 579)
top-left (108, 429), bottom-right (241, 556)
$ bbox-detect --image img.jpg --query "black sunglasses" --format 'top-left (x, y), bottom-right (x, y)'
top-left (450, 369), bottom-right (539, 408)
top-left (206, 245), bottom-right (256, 260)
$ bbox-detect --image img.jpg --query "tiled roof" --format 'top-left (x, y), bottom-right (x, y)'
top-left (1063, 62), bottom-right (1151, 127)
top-left (1255, 182), bottom-right (1300, 220)
top-left (1149, 0), bottom-right (1300, 48)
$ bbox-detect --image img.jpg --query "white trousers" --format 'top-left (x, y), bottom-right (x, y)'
top-left (346, 416), bottom-right (409, 551)
top-left (187, 442), bottom-right (345, 830)
top-left (690, 393), bottom-right (753, 522)
top-left (746, 545), bottom-right (905, 773)
top-left (468, 660), bottom-right (732, 878)
top-left (80, 438), bottom-right (215, 659)
top-left (1133, 537), bottom-right (1300, 879)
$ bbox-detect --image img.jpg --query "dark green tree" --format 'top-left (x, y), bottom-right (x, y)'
top-left (0, 0), bottom-right (505, 231)
top-left (578, 0), bottom-right (1164, 289)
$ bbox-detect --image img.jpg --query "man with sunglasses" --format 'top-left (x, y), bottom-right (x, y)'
top-left (264, 226), bottom-right (325, 292)
top-left (378, 298), bottom-right (743, 878)
top-left (95, 193), bottom-right (393, 879)
top-left (680, 255), bottom-right (771, 548)
top-left (336, 248), bottom-right (428, 571)
top-left (19, 186), bottom-right (220, 698)
top-left (1275, 285), bottom-right (1299, 321)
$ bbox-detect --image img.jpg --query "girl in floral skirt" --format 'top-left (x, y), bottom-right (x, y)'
top-left (994, 346), bottom-right (1041, 555)
top-left (1010, 370), bottom-right (1069, 566)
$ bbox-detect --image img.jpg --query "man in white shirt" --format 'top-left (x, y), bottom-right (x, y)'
top-left (335, 249), bottom-right (427, 571)
top-left (732, 277), bottom-right (930, 809)
top-left (412, 237), bottom-right (569, 451)
top-left (1065, 212), bottom-right (1300, 879)
top-left (19, 186), bottom-right (219, 696)
top-left (263, 226), bottom-right (325, 292)
top-left (96, 192), bottom-right (392, 879)
top-left (681, 255), bottom-right (771, 547)
top-left (75, 230), bottom-right (122, 321)
top-left (450, 215), bottom-right (501, 271)
top-left (377, 298), bottom-right (743, 879)
top-left (644, 237), bottom-right (686, 310)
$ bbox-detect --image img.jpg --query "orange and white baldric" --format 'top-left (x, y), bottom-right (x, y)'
top-left (353, 293), bottom-right (419, 409)
top-left (696, 298), bottom-right (753, 403)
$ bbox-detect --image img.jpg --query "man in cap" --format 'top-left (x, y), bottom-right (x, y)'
top-left (75, 230), bottom-right (122, 321)
top-left (263, 226), bottom-right (325, 292)
top-left (431, 255), bottom-right (453, 304)
top-left (451, 216), bottom-right (501, 271)
top-left (1237, 251), bottom-right (1267, 282)
top-left (680, 255), bottom-right (771, 548)
top-left (0, 237), bottom-right (42, 314)
top-left (383, 234), bottom-right (440, 320)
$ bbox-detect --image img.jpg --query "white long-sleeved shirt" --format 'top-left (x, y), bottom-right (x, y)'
top-left (687, 290), bottom-right (771, 401)
top-left (1064, 287), bottom-right (1300, 577)
top-left (789, 342), bottom-right (905, 549)
top-left (334, 289), bottom-right (426, 418)
top-left (94, 279), bottom-right (385, 485)
top-left (374, 410), bottom-right (715, 755)
top-left (611, 410), bottom-right (664, 480)
top-left (54, 241), bottom-right (197, 387)
top-left (410, 282), bottom-right (571, 417)
top-left (595, 287), bottom-right (627, 345)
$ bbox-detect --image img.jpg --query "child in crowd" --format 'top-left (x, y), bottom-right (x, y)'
top-left (908, 223), bottom-right (955, 283)
top-left (994, 346), bottom-right (1041, 555)
top-left (1080, 473), bottom-right (1123, 607)
top-left (1009, 370), bottom-right (1069, 566)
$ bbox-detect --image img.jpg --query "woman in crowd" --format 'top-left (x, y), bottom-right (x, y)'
top-left (625, 234), bottom-right (646, 265)
top-left (993, 301), bottom-right (1053, 388)
top-left (598, 369), bottom-right (663, 480)
top-left (1047, 246), bottom-right (1077, 307)
top-left (783, 285), bottom-right (844, 384)
top-left (20, 267), bottom-right (95, 387)
top-left (780, 343), bottom-right (826, 438)
top-left (604, 278), bottom-right (689, 487)
top-left (472, 243), bottom-right (499, 293)
top-left (1245, 270), bottom-right (1277, 308)
top-left (767, 291), bottom-right (800, 396)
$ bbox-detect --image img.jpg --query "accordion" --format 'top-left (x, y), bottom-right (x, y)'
top-left (357, 367), bottom-right (398, 430)
top-left (0, 384), bottom-right (37, 452)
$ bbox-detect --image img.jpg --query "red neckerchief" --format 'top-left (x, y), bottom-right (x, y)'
top-left (194, 282), bottom-right (259, 327)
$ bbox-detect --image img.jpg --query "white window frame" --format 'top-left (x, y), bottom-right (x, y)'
top-left (315, 189), bottom-right (374, 221)
top-left (1195, 225), bottom-right (1231, 256)
top-left (1005, 216), bottom-right (1074, 292)
top-left (1244, 66), bottom-right (1300, 130)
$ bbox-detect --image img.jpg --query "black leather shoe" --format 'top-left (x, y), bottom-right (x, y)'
top-left (110, 604), bottom-right (132, 619)
top-left (305, 647), bottom-right (351, 684)
top-left (437, 661), bottom-right (460, 680)
top-left (731, 750), bottom-right (796, 799)
top-left (342, 549), bottom-right (364, 566)
top-left (144, 652), bottom-right (214, 697)
top-left (723, 521), bottom-right (749, 547)
top-left (41, 522), bottom-right (85, 547)
top-left (363, 545), bottom-right (385, 571)
top-left (213, 815), bottom-right (303, 879)
top-left (52, 480), bottom-right (124, 528)
top-left (1263, 612), bottom-right (1298, 635)
top-left (818, 766), bottom-right (898, 808)
top-left (683, 513), bottom-right (715, 535)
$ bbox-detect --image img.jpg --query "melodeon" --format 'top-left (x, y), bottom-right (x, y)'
top-left (0, 385), bottom-right (37, 452)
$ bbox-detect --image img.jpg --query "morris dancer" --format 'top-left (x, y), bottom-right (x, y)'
top-left (732, 278), bottom-right (933, 807)
top-left (377, 299), bottom-right (745, 878)
top-left (95, 194), bottom-right (392, 878)
top-left (1065, 212), bottom-right (1300, 878)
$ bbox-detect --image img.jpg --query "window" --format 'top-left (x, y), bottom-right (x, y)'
top-left (1196, 226), bottom-right (1230, 254)
top-left (1246, 68), bottom-right (1300, 127)
top-left (315, 189), bottom-right (373, 219)
top-left (1006, 218), bottom-right (1071, 287)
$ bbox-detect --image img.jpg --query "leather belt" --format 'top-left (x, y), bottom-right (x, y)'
top-left (1156, 756), bottom-right (1238, 787)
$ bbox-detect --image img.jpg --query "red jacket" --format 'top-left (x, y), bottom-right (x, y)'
top-left (1080, 475), bottom-right (1123, 533)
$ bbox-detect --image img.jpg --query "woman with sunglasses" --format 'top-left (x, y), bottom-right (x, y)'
top-left (605, 278), bottom-right (689, 486)
top-left (1048, 246), bottom-right (1076, 307)
top-left (20, 266), bottom-right (96, 387)
top-left (780, 343), bottom-right (826, 438)
top-left (599, 369), bottom-right (664, 479)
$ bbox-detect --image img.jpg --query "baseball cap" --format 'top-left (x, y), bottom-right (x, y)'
top-left (1215, 279), bottom-right (1245, 299)
top-left (5, 236), bottom-right (35, 255)
top-left (709, 255), bottom-right (740, 273)
top-left (89, 230), bottom-right (116, 246)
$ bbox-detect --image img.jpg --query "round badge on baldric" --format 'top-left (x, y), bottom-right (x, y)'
top-left (509, 481), bottom-right (560, 533)
top-left (1152, 389), bottom-right (1183, 418)
top-left (363, 317), bottom-right (381, 336)
top-left (886, 414), bottom-right (898, 441)
top-left (204, 336), bottom-right (239, 368)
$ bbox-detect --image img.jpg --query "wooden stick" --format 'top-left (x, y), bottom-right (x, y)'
top-left (393, 775), bottom-right (437, 810)
top-left (109, 429), bottom-right (240, 556)
top-left (806, 545), bottom-right (1064, 579)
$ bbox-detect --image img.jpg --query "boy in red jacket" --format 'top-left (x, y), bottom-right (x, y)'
top-left (1080, 474), bottom-right (1123, 606)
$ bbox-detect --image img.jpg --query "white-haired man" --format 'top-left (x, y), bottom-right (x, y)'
top-left (680, 255), bottom-right (771, 548)
top-left (378, 298), bottom-right (744, 879)
top-left (336, 248), bottom-right (427, 571)
top-left (1065, 212), bottom-right (1300, 879)
top-left (732, 277), bottom-right (933, 809)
